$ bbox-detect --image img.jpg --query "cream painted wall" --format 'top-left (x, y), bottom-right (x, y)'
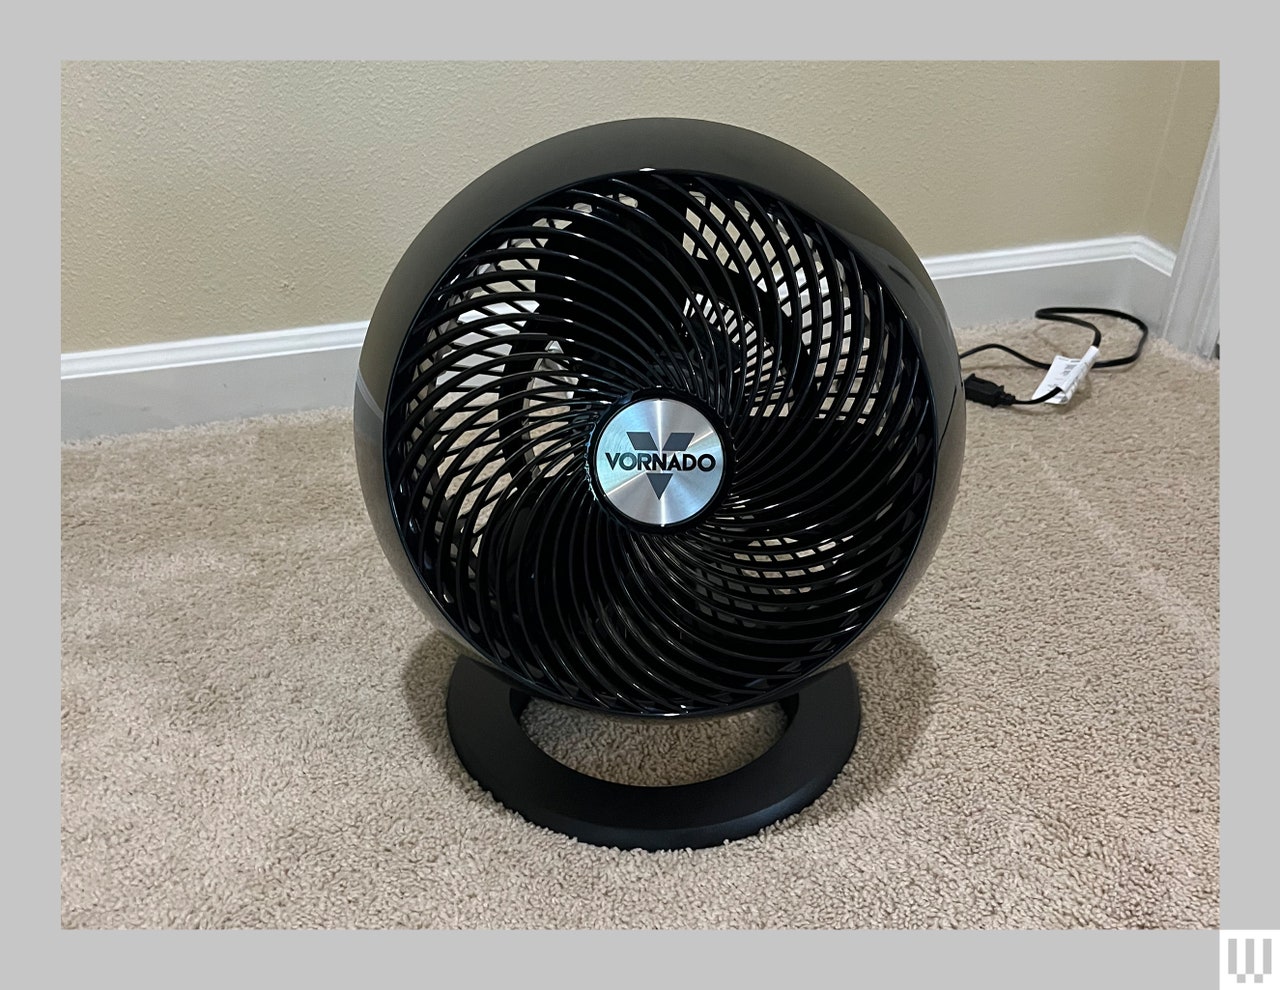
top-left (61, 60), bottom-right (1218, 352)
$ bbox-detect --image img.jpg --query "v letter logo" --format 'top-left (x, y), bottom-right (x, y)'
top-left (626, 431), bottom-right (695, 498)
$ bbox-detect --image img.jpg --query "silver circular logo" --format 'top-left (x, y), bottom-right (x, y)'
top-left (592, 397), bottom-right (726, 527)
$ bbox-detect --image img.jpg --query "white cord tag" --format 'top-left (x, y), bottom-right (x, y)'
top-left (1032, 345), bottom-right (1100, 404)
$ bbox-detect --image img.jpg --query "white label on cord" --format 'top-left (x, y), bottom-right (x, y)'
top-left (1032, 345), bottom-right (1099, 404)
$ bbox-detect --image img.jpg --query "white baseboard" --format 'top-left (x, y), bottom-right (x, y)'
top-left (61, 235), bottom-right (1176, 442)
top-left (61, 322), bottom-right (368, 442)
top-left (926, 235), bottom-right (1174, 330)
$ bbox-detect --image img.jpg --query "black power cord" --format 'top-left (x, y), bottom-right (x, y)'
top-left (961, 307), bottom-right (1149, 407)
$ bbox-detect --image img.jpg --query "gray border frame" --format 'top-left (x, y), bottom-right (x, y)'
top-left (37, 21), bottom-right (1267, 990)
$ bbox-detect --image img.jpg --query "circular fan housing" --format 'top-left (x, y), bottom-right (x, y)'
top-left (355, 118), bottom-right (964, 719)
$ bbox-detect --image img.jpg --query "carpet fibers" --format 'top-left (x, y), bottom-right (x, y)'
top-left (61, 320), bottom-right (1220, 929)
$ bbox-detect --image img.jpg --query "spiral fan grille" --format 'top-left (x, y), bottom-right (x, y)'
top-left (384, 171), bottom-right (936, 716)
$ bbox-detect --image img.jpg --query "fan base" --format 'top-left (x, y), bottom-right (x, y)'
top-left (445, 657), bottom-right (861, 851)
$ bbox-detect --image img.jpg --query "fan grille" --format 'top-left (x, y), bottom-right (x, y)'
top-left (383, 170), bottom-right (936, 716)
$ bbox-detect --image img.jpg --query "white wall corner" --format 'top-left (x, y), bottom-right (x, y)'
top-left (1160, 109), bottom-right (1220, 359)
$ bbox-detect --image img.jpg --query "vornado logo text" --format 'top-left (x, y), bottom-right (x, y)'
top-left (603, 431), bottom-right (717, 499)
top-left (593, 396), bottom-right (726, 527)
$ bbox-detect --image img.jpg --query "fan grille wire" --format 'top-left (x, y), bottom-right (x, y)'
top-left (384, 171), bottom-right (936, 715)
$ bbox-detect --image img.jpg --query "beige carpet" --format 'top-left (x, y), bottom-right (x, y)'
top-left (60, 319), bottom-right (1220, 929)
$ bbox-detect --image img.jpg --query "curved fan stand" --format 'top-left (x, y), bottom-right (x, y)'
top-left (445, 657), bottom-right (862, 851)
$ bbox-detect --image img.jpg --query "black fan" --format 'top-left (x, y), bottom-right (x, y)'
top-left (355, 118), bottom-right (964, 850)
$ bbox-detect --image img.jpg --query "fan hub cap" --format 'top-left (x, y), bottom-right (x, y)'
top-left (590, 395), bottom-right (727, 528)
